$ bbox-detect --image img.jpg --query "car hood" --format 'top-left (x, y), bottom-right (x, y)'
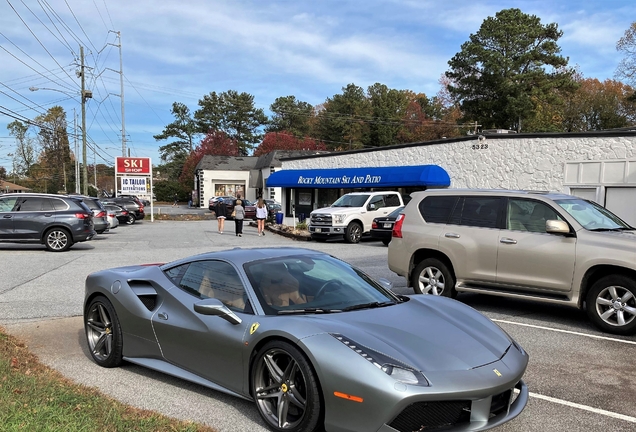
top-left (300, 296), bottom-right (510, 372)
top-left (579, 229), bottom-right (636, 253)
top-left (310, 207), bottom-right (361, 216)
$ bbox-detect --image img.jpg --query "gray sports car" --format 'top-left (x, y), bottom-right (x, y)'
top-left (83, 247), bottom-right (529, 432)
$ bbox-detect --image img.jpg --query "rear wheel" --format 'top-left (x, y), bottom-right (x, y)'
top-left (126, 214), bottom-right (135, 225)
top-left (344, 222), bottom-right (362, 244)
top-left (44, 228), bottom-right (72, 252)
top-left (411, 258), bottom-right (456, 298)
top-left (85, 296), bottom-right (123, 368)
top-left (252, 340), bottom-right (322, 432)
top-left (586, 275), bottom-right (636, 335)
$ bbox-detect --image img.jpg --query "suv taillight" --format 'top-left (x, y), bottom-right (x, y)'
top-left (121, 210), bottom-right (128, 215)
top-left (392, 214), bottom-right (404, 238)
top-left (96, 211), bottom-right (106, 218)
top-left (75, 213), bottom-right (91, 219)
top-left (139, 204), bottom-right (144, 211)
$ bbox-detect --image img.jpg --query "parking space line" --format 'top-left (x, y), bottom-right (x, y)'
top-left (529, 392), bottom-right (636, 423)
top-left (492, 319), bottom-right (636, 345)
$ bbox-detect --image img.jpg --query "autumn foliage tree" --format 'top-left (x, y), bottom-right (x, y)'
top-left (253, 131), bottom-right (327, 156)
top-left (179, 131), bottom-right (240, 189)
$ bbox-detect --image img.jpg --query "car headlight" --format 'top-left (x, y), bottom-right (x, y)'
top-left (331, 333), bottom-right (429, 386)
top-left (333, 215), bottom-right (345, 224)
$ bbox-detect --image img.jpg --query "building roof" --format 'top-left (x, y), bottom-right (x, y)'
top-left (195, 155), bottom-right (258, 171)
top-left (0, 179), bottom-right (31, 192)
top-left (254, 150), bottom-right (330, 169)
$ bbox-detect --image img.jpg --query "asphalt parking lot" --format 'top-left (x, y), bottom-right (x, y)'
top-left (1, 215), bottom-right (635, 432)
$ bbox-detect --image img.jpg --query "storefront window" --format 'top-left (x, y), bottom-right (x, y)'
top-left (215, 184), bottom-right (244, 198)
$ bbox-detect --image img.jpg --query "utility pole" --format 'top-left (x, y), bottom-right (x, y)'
top-left (74, 109), bottom-right (79, 193)
top-left (107, 30), bottom-right (126, 157)
top-left (80, 46), bottom-right (88, 195)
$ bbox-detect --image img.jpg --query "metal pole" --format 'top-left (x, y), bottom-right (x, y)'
top-left (74, 109), bottom-right (79, 193)
top-left (81, 46), bottom-right (88, 196)
top-left (118, 31), bottom-right (126, 157)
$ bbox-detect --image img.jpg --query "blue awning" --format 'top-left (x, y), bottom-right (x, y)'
top-left (266, 165), bottom-right (450, 188)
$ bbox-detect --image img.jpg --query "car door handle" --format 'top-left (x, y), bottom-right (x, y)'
top-left (158, 312), bottom-right (168, 320)
top-left (445, 233), bottom-right (460, 238)
top-left (3, 215), bottom-right (11, 219)
top-left (500, 237), bottom-right (517, 244)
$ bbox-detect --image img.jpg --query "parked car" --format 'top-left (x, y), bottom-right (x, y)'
top-left (209, 196), bottom-right (234, 211)
top-left (388, 189), bottom-right (636, 335)
top-left (84, 247), bottom-right (528, 432)
top-left (101, 198), bottom-right (145, 220)
top-left (70, 195), bottom-right (109, 234)
top-left (118, 194), bottom-right (151, 207)
top-left (370, 206), bottom-right (404, 245)
top-left (0, 193), bottom-right (95, 252)
top-left (309, 191), bottom-right (404, 243)
top-left (228, 198), bottom-right (256, 219)
top-left (266, 202), bottom-right (282, 218)
top-left (104, 204), bottom-right (135, 225)
top-left (106, 208), bottom-right (119, 230)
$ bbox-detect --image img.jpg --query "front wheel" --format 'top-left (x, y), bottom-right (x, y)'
top-left (344, 222), bottom-right (362, 244)
top-left (85, 296), bottom-right (124, 367)
top-left (411, 258), bottom-right (456, 298)
top-left (252, 341), bottom-right (322, 432)
top-left (44, 228), bottom-right (73, 252)
top-left (586, 275), bottom-right (636, 335)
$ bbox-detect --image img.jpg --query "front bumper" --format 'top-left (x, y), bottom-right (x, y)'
top-left (309, 225), bottom-right (346, 236)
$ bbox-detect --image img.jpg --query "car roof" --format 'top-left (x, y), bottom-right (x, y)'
top-left (164, 247), bottom-right (325, 268)
top-left (411, 188), bottom-right (576, 200)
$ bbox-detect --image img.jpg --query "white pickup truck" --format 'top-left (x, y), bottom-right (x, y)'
top-left (308, 191), bottom-right (404, 243)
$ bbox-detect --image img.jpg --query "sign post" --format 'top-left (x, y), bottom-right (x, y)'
top-left (115, 157), bottom-right (153, 222)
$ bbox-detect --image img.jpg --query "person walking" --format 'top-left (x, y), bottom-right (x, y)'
top-left (172, 193), bottom-right (178, 207)
top-left (255, 197), bottom-right (267, 236)
top-left (215, 198), bottom-right (228, 234)
top-left (233, 199), bottom-right (245, 237)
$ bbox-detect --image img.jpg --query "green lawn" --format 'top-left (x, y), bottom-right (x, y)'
top-left (0, 328), bottom-right (216, 432)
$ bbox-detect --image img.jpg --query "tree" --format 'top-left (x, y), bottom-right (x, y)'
top-left (616, 22), bottom-right (636, 88)
top-left (179, 131), bottom-right (240, 188)
top-left (315, 84), bottom-right (371, 150)
top-left (35, 106), bottom-right (72, 193)
top-left (0, 166), bottom-right (6, 180)
top-left (366, 83), bottom-right (409, 147)
top-left (267, 96), bottom-right (315, 137)
top-left (153, 102), bottom-right (199, 181)
top-left (195, 90), bottom-right (268, 156)
top-left (7, 120), bottom-right (36, 176)
top-left (446, 8), bottom-right (577, 132)
top-left (253, 131), bottom-right (327, 156)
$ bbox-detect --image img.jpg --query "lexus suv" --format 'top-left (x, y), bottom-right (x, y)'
top-left (388, 189), bottom-right (636, 335)
top-left (0, 193), bottom-right (95, 252)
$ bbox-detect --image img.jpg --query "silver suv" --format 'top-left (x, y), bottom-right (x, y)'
top-left (388, 189), bottom-right (636, 335)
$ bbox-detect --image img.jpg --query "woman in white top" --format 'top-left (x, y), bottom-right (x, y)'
top-left (255, 198), bottom-right (268, 236)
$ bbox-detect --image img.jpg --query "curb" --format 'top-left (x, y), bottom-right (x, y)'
top-left (248, 222), bottom-right (312, 241)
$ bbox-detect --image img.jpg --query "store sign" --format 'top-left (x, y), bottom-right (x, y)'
top-left (116, 157), bottom-right (151, 174)
top-left (296, 174), bottom-right (382, 186)
top-left (121, 176), bottom-right (147, 194)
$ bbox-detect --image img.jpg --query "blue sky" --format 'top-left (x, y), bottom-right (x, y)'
top-left (1, 0), bottom-right (635, 173)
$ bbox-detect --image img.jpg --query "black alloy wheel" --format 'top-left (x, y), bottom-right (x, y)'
top-left (85, 296), bottom-right (124, 368)
top-left (411, 258), bottom-right (457, 298)
top-left (44, 228), bottom-right (73, 252)
top-left (126, 214), bottom-right (136, 225)
top-left (252, 340), bottom-right (322, 432)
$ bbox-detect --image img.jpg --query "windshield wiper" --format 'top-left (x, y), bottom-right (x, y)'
top-left (277, 308), bottom-right (342, 315)
top-left (588, 227), bottom-right (631, 232)
top-left (343, 301), bottom-right (395, 312)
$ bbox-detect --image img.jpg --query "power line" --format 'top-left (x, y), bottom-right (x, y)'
top-left (62, 0), bottom-right (98, 52)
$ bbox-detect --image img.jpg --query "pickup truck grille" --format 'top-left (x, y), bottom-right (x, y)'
top-left (310, 213), bottom-right (332, 226)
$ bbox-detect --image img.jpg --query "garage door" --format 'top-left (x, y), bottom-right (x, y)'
top-left (605, 187), bottom-right (636, 226)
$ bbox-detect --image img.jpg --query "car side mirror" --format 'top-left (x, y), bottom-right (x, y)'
top-left (194, 298), bottom-right (242, 325)
top-left (546, 220), bottom-right (570, 235)
top-left (368, 203), bottom-right (376, 211)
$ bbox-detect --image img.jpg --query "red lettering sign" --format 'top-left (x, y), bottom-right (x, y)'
top-left (116, 157), bottom-right (151, 174)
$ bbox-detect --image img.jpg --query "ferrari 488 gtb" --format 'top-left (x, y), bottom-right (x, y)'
top-left (84, 247), bottom-right (528, 432)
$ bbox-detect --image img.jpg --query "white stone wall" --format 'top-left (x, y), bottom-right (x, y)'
top-left (282, 136), bottom-right (636, 192)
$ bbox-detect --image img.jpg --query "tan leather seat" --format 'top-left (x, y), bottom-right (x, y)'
top-left (260, 263), bottom-right (306, 307)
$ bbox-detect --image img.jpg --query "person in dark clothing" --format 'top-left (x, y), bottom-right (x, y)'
top-left (233, 199), bottom-right (245, 237)
top-left (173, 193), bottom-right (178, 207)
top-left (215, 198), bottom-right (228, 233)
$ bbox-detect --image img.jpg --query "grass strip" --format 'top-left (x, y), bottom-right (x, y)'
top-left (0, 328), bottom-right (216, 432)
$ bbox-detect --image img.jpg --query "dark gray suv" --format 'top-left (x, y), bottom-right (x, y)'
top-left (0, 193), bottom-right (95, 252)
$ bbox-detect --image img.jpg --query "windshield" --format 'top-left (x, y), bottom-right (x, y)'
top-left (331, 194), bottom-right (369, 208)
top-left (244, 254), bottom-right (399, 315)
top-left (555, 199), bottom-right (632, 230)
